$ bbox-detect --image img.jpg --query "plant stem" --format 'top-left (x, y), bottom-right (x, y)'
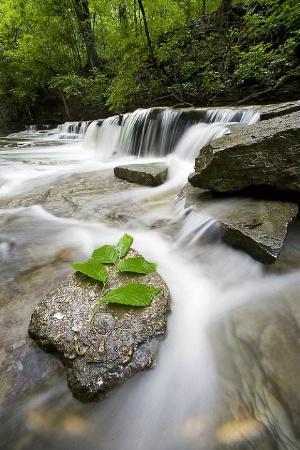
top-left (89, 280), bottom-right (107, 324)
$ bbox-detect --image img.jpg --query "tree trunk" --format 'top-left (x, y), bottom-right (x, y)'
top-left (70, 0), bottom-right (100, 71)
top-left (219, 0), bottom-right (232, 26)
top-left (221, 0), bottom-right (232, 14)
top-left (137, 0), bottom-right (157, 69)
top-left (59, 91), bottom-right (71, 120)
top-left (118, 2), bottom-right (129, 35)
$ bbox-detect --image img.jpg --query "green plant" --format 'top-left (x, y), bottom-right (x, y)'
top-left (71, 234), bottom-right (160, 323)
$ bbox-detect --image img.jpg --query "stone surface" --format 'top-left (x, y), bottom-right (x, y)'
top-left (114, 162), bottom-right (168, 186)
top-left (1, 170), bottom-right (147, 225)
top-left (254, 100), bottom-right (300, 121)
top-left (189, 111), bottom-right (300, 193)
top-left (211, 273), bottom-right (300, 450)
top-left (181, 184), bottom-right (298, 263)
top-left (28, 249), bottom-right (170, 402)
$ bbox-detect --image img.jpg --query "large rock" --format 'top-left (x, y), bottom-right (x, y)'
top-left (189, 111), bottom-right (300, 193)
top-left (114, 162), bottom-right (168, 186)
top-left (182, 184), bottom-right (298, 264)
top-left (28, 249), bottom-right (170, 402)
top-left (255, 100), bottom-right (300, 121)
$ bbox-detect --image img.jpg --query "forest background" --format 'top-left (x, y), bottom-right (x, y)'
top-left (0, 0), bottom-right (299, 128)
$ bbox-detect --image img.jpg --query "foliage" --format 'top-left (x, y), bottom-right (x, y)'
top-left (71, 234), bottom-right (160, 323)
top-left (0, 0), bottom-right (299, 120)
top-left (48, 70), bottom-right (108, 107)
top-left (233, 0), bottom-right (300, 87)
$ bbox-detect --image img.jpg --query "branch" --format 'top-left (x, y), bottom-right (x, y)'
top-left (235, 73), bottom-right (300, 105)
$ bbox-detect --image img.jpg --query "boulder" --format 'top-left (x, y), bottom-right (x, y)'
top-left (114, 162), bottom-right (168, 186)
top-left (181, 184), bottom-right (298, 264)
top-left (28, 249), bottom-right (170, 402)
top-left (189, 111), bottom-right (300, 193)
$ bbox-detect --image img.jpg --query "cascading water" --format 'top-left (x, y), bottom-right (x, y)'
top-left (57, 121), bottom-right (89, 138)
top-left (7, 120), bottom-right (90, 141)
top-left (83, 107), bottom-right (259, 160)
top-left (0, 106), bottom-right (299, 450)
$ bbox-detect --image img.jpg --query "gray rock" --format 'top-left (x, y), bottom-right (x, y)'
top-left (182, 184), bottom-right (298, 263)
top-left (218, 200), bottom-right (298, 264)
top-left (255, 100), bottom-right (300, 121)
top-left (28, 249), bottom-right (170, 402)
top-left (189, 111), bottom-right (300, 193)
top-left (114, 162), bottom-right (168, 186)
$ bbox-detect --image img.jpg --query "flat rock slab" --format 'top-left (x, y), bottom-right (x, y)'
top-left (254, 100), bottom-right (300, 121)
top-left (28, 250), bottom-right (170, 402)
top-left (182, 185), bottom-right (298, 264)
top-left (189, 110), bottom-right (300, 193)
top-left (114, 162), bottom-right (168, 186)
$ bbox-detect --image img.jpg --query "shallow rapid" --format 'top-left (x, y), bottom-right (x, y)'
top-left (0, 109), bottom-right (299, 450)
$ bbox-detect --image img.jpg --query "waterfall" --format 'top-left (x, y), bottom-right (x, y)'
top-left (204, 108), bottom-right (259, 124)
top-left (83, 107), bottom-right (260, 160)
top-left (56, 121), bottom-right (89, 139)
top-left (7, 121), bottom-right (90, 140)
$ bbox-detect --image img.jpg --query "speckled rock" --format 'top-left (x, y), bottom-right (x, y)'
top-left (189, 111), bottom-right (300, 193)
top-left (114, 163), bottom-right (168, 186)
top-left (28, 249), bottom-right (170, 402)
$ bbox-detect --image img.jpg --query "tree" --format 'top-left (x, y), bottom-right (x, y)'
top-left (70, 0), bottom-right (101, 71)
top-left (0, 0), bottom-right (299, 124)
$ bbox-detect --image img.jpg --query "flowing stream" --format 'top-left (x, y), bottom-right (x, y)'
top-left (0, 108), bottom-right (299, 450)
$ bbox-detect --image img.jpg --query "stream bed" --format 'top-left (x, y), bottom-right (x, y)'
top-left (0, 117), bottom-right (299, 450)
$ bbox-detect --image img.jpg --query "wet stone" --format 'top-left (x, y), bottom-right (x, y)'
top-left (181, 184), bottom-right (298, 264)
top-left (114, 162), bottom-right (168, 187)
top-left (189, 110), bottom-right (300, 193)
top-left (28, 249), bottom-right (171, 402)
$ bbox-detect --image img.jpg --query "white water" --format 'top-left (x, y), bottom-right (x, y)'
top-left (0, 108), bottom-right (299, 450)
top-left (82, 107), bottom-right (259, 159)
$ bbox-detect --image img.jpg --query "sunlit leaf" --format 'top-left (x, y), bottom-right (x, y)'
top-left (101, 283), bottom-right (160, 306)
top-left (116, 257), bottom-right (157, 274)
top-left (115, 233), bottom-right (133, 259)
top-left (92, 245), bottom-right (118, 264)
top-left (71, 259), bottom-right (107, 283)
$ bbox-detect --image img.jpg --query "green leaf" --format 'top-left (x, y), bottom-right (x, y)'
top-left (71, 259), bottom-right (107, 283)
top-left (92, 245), bottom-right (118, 264)
top-left (101, 283), bottom-right (160, 307)
top-left (116, 257), bottom-right (157, 274)
top-left (115, 233), bottom-right (133, 259)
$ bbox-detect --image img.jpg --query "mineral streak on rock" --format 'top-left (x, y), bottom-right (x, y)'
top-left (28, 249), bottom-right (170, 402)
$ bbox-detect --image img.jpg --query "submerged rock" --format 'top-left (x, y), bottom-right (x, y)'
top-left (181, 185), bottom-right (298, 264)
top-left (189, 110), bottom-right (300, 193)
top-left (28, 249), bottom-right (170, 402)
top-left (114, 162), bottom-right (168, 186)
top-left (211, 274), bottom-right (300, 450)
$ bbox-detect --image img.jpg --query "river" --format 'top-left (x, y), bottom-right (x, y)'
top-left (0, 109), bottom-right (299, 450)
